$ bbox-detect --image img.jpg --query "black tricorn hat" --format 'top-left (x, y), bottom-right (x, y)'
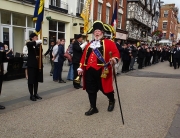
top-left (29, 32), bottom-right (38, 39)
top-left (87, 21), bottom-right (108, 34)
top-left (75, 34), bottom-right (83, 39)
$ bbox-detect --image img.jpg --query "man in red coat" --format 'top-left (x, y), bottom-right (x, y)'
top-left (78, 21), bottom-right (120, 116)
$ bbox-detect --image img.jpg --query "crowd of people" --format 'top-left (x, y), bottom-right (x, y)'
top-left (115, 41), bottom-right (180, 74)
top-left (1, 20), bottom-right (180, 114)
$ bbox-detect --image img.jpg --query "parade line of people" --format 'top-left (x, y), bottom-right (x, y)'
top-left (0, 20), bottom-right (180, 115)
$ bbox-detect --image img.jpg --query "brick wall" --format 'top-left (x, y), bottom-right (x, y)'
top-left (93, 0), bottom-right (127, 31)
top-left (158, 4), bottom-right (178, 41)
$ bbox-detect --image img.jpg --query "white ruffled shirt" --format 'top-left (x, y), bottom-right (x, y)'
top-left (90, 40), bottom-right (101, 49)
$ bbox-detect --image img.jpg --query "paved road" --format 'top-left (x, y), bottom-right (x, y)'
top-left (0, 61), bottom-right (180, 138)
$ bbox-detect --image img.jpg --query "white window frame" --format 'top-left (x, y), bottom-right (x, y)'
top-left (117, 13), bottom-right (122, 29)
top-left (97, 2), bottom-right (102, 20)
top-left (164, 10), bottom-right (168, 17)
top-left (162, 22), bottom-right (167, 29)
top-left (119, 0), bottom-right (123, 7)
top-left (106, 6), bottom-right (110, 24)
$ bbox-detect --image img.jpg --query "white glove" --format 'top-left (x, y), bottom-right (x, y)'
top-left (80, 42), bottom-right (88, 50)
top-left (36, 40), bottom-right (42, 45)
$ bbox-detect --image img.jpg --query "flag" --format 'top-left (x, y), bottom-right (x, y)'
top-left (33, 0), bottom-right (44, 35)
top-left (111, 0), bottom-right (117, 37)
top-left (81, 0), bottom-right (91, 34)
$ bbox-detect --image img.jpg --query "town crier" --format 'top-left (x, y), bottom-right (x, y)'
top-left (77, 21), bottom-right (120, 116)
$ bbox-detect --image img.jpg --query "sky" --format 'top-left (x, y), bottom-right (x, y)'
top-left (162, 0), bottom-right (180, 20)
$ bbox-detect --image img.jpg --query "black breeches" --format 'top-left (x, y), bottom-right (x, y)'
top-left (0, 76), bottom-right (3, 94)
top-left (85, 67), bottom-right (114, 108)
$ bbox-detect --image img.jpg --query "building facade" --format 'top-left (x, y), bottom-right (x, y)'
top-left (126, 0), bottom-right (156, 43)
top-left (158, 4), bottom-right (179, 43)
top-left (0, 0), bottom-right (85, 53)
top-left (93, 0), bottom-right (128, 40)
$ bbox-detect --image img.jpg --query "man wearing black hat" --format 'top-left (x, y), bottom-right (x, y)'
top-left (0, 42), bottom-right (7, 109)
top-left (26, 33), bottom-right (43, 101)
top-left (173, 43), bottom-right (180, 69)
top-left (77, 21), bottom-right (120, 116)
top-left (72, 34), bottom-right (87, 89)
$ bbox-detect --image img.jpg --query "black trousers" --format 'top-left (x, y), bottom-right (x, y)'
top-left (138, 58), bottom-right (143, 69)
top-left (173, 58), bottom-right (179, 69)
top-left (0, 76), bottom-right (3, 94)
top-left (122, 60), bottom-right (129, 72)
top-left (85, 67), bottom-right (114, 108)
top-left (58, 62), bottom-right (63, 81)
top-left (73, 63), bottom-right (80, 87)
top-left (27, 67), bottom-right (42, 96)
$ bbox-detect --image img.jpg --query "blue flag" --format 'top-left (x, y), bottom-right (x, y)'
top-left (33, 0), bottom-right (44, 35)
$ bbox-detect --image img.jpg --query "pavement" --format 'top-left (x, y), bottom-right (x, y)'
top-left (0, 61), bottom-right (180, 138)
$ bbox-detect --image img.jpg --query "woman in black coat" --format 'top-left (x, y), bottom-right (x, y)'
top-left (26, 33), bottom-right (43, 101)
top-left (0, 42), bottom-right (7, 109)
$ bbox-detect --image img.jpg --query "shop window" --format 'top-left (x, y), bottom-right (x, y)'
top-left (1, 10), bottom-right (11, 25)
top-left (13, 13), bottom-right (26, 26)
top-left (49, 32), bottom-right (57, 44)
top-left (27, 16), bottom-right (35, 28)
top-left (58, 33), bottom-right (65, 39)
top-left (49, 20), bottom-right (57, 31)
top-left (58, 22), bottom-right (65, 32)
top-left (49, 21), bottom-right (65, 45)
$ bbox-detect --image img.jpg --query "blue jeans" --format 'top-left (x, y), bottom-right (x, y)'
top-left (67, 64), bottom-right (74, 80)
top-left (53, 62), bottom-right (60, 81)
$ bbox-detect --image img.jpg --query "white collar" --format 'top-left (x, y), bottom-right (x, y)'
top-left (90, 40), bottom-right (101, 49)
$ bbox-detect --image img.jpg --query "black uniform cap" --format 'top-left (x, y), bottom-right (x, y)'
top-left (76, 34), bottom-right (83, 39)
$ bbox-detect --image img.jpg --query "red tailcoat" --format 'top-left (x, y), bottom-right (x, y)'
top-left (79, 39), bottom-right (120, 93)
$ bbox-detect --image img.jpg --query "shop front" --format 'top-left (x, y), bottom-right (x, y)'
top-left (0, 10), bottom-right (35, 54)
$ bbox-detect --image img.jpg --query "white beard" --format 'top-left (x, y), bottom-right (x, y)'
top-left (94, 34), bottom-right (103, 40)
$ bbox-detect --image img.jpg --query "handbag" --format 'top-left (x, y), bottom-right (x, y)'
top-left (64, 47), bottom-right (72, 62)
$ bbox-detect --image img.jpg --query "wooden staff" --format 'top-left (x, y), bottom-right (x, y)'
top-left (109, 51), bottom-right (125, 125)
top-left (39, 29), bottom-right (42, 71)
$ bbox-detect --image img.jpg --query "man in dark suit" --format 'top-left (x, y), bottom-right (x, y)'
top-left (121, 43), bottom-right (130, 73)
top-left (26, 33), bottom-right (43, 101)
top-left (58, 38), bottom-right (66, 83)
top-left (72, 34), bottom-right (87, 89)
top-left (44, 41), bottom-right (55, 76)
top-left (138, 45), bottom-right (145, 69)
top-left (115, 39), bottom-right (122, 74)
top-left (173, 43), bottom-right (180, 69)
top-left (0, 42), bottom-right (7, 109)
top-left (130, 43), bottom-right (137, 70)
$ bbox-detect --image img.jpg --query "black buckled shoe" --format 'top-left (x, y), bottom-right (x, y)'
top-left (0, 105), bottom-right (5, 110)
top-left (85, 107), bottom-right (99, 116)
top-left (30, 95), bottom-right (36, 101)
top-left (34, 94), bottom-right (42, 100)
top-left (107, 100), bottom-right (115, 112)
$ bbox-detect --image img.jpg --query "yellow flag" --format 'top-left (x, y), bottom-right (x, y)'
top-left (81, 0), bottom-right (91, 34)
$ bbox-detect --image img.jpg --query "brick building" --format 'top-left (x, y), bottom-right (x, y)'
top-left (92, 0), bottom-right (128, 40)
top-left (158, 4), bottom-right (179, 43)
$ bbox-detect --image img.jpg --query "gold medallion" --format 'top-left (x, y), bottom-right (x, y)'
top-left (103, 68), bottom-right (109, 74)
top-left (101, 73), bottom-right (107, 78)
